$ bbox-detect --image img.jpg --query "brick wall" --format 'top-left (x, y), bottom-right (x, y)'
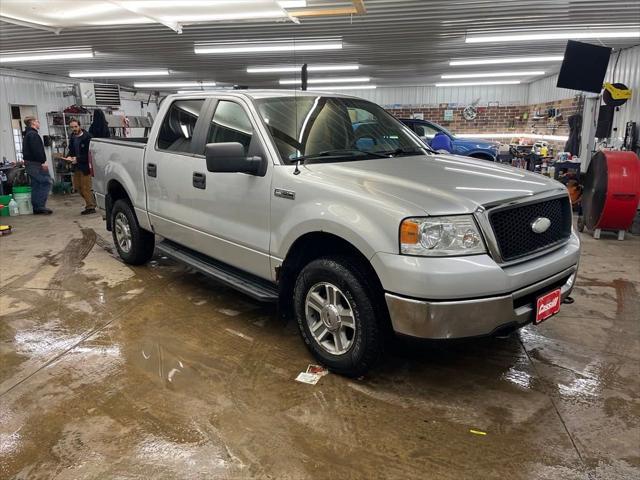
top-left (387, 95), bottom-right (583, 151)
top-left (387, 104), bottom-right (528, 134)
top-left (522, 97), bottom-right (582, 141)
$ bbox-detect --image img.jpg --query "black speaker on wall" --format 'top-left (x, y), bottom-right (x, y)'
top-left (557, 40), bottom-right (612, 93)
top-left (595, 104), bottom-right (615, 139)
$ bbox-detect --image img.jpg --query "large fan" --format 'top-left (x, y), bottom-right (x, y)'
top-left (581, 151), bottom-right (640, 239)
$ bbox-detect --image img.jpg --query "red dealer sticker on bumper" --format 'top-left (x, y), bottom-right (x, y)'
top-left (535, 288), bottom-right (561, 324)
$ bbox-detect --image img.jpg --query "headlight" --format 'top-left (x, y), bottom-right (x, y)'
top-left (400, 215), bottom-right (486, 256)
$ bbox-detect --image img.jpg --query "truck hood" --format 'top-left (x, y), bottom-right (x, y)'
top-left (303, 153), bottom-right (565, 215)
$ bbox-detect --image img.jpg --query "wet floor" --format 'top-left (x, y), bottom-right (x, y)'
top-left (1, 195), bottom-right (639, 480)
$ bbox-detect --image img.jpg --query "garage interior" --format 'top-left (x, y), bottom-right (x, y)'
top-left (1, 1), bottom-right (639, 479)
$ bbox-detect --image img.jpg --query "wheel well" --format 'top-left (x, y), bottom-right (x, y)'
top-left (277, 232), bottom-right (386, 320)
top-left (469, 152), bottom-right (494, 161)
top-left (105, 180), bottom-right (131, 231)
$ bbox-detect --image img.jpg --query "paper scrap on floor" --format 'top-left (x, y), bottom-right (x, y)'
top-left (295, 364), bottom-right (329, 385)
top-left (295, 372), bottom-right (321, 385)
top-left (306, 364), bottom-right (329, 377)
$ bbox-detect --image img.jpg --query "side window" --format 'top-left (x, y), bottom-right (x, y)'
top-left (207, 101), bottom-right (253, 153)
top-left (415, 123), bottom-right (439, 140)
top-left (156, 99), bottom-right (205, 153)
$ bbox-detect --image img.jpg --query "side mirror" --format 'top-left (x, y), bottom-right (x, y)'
top-left (205, 142), bottom-right (266, 176)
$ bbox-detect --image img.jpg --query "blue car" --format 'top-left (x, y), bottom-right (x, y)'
top-left (400, 118), bottom-right (499, 161)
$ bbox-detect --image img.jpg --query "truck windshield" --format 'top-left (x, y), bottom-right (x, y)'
top-left (255, 96), bottom-right (429, 164)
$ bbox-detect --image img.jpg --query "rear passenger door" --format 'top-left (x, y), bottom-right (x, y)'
top-left (145, 98), bottom-right (213, 247)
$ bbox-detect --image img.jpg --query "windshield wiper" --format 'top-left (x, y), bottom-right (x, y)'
top-left (291, 149), bottom-right (391, 163)
top-left (374, 147), bottom-right (430, 157)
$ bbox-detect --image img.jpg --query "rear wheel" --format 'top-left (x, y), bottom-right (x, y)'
top-left (111, 199), bottom-right (155, 265)
top-left (293, 256), bottom-right (385, 377)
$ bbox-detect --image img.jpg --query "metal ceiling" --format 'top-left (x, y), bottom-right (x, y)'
top-left (1, 0), bottom-right (639, 89)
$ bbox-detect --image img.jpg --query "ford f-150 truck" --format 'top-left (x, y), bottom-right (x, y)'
top-left (91, 91), bottom-right (580, 377)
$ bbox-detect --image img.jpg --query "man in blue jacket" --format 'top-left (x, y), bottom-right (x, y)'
top-left (64, 118), bottom-right (96, 215)
top-left (22, 116), bottom-right (52, 214)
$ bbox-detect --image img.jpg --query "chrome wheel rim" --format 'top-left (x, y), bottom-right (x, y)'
top-left (305, 282), bottom-right (356, 355)
top-left (114, 212), bottom-right (132, 253)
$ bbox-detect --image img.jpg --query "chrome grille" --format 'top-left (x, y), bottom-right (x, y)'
top-left (489, 197), bottom-right (572, 262)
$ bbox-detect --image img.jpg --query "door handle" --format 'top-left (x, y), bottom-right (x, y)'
top-left (147, 163), bottom-right (157, 177)
top-left (192, 172), bottom-right (206, 189)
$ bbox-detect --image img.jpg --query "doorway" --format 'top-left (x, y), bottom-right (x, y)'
top-left (10, 105), bottom-right (38, 162)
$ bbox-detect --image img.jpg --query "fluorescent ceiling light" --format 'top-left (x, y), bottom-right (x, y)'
top-left (0, 50), bottom-right (94, 63)
top-left (163, 11), bottom-right (285, 22)
top-left (466, 30), bottom-right (640, 43)
top-left (278, 1), bottom-right (307, 7)
top-left (195, 42), bottom-right (342, 54)
top-left (435, 80), bottom-right (522, 87)
top-left (69, 69), bottom-right (169, 78)
top-left (134, 81), bottom-right (216, 88)
top-left (280, 76), bottom-right (370, 85)
top-left (125, 1), bottom-right (268, 5)
top-left (85, 18), bottom-right (152, 25)
top-left (450, 56), bottom-right (563, 66)
top-left (308, 85), bottom-right (377, 91)
top-left (442, 71), bottom-right (545, 79)
top-left (45, 4), bottom-right (120, 19)
top-left (248, 64), bottom-right (359, 73)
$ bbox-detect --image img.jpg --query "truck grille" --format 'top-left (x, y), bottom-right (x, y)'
top-left (489, 197), bottom-right (572, 262)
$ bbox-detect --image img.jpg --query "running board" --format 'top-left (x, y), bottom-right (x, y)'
top-left (156, 240), bottom-right (278, 302)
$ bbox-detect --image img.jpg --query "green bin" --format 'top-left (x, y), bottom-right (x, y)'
top-left (0, 194), bottom-right (11, 216)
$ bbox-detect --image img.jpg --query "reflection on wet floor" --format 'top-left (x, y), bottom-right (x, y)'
top-left (1, 198), bottom-right (639, 480)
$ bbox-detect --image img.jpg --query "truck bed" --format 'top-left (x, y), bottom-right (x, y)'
top-left (91, 136), bottom-right (149, 229)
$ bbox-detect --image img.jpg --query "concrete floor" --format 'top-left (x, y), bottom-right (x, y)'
top-left (1, 195), bottom-right (639, 480)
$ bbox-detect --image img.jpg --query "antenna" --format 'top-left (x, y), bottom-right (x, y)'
top-left (301, 63), bottom-right (308, 91)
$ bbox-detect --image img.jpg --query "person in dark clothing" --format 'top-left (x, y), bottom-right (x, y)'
top-left (564, 114), bottom-right (582, 156)
top-left (22, 116), bottom-right (53, 214)
top-left (64, 119), bottom-right (96, 215)
top-left (89, 109), bottom-right (110, 138)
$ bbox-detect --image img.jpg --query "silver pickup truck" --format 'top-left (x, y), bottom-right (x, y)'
top-left (91, 90), bottom-right (580, 376)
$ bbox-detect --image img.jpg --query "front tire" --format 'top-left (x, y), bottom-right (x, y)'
top-left (293, 256), bottom-right (385, 377)
top-left (111, 199), bottom-right (155, 265)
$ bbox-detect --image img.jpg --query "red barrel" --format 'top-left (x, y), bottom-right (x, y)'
top-left (583, 151), bottom-right (640, 231)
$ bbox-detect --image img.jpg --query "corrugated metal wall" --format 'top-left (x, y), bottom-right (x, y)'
top-left (0, 73), bottom-right (75, 168)
top-left (526, 74), bottom-right (580, 104)
top-left (528, 45), bottom-right (640, 140)
top-left (347, 84), bottom-right (528, 107)
top-left (605, 45), bottom-right (640, 139)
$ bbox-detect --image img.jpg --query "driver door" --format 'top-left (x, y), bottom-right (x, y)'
top-left (187, 98), bottom-right (273, 280)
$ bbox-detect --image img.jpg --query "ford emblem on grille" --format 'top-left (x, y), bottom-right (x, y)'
top-left (531, 217), bottom-right (551, 234)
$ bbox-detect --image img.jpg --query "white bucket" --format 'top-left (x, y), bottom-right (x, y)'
top-left (13, 192), bottom-right (33, 215)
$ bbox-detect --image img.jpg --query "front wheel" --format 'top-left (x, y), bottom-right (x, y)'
top-left (293, 256), bottom-right (385, 377)
top-left (111, 199), bottom-right (155, 265)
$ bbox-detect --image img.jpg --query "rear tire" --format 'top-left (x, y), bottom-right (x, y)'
top-left (293, 255), bottom-right (385, 377)
top-left (111, 199), bottom-right (155, 265)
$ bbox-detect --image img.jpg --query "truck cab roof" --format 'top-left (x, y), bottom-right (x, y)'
top-left (166, 89), bottom-right (359, 101)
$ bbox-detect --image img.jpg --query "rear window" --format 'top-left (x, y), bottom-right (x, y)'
top-left (156, 99), bottom-right (205, 154)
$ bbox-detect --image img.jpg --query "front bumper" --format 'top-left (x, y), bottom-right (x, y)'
top-left (385, 265), bottom-right (577, 339)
